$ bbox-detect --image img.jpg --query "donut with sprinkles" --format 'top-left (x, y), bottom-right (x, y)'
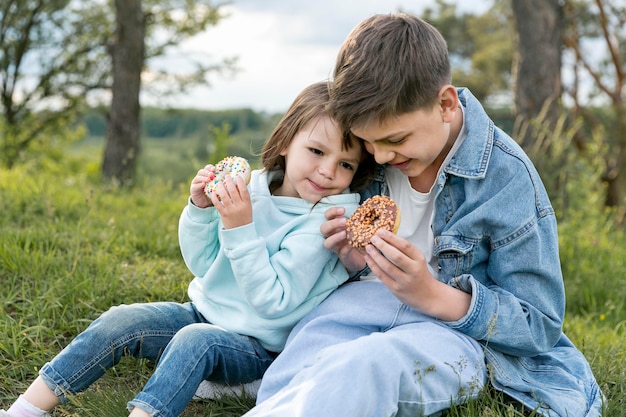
top-left (204, 156), bottom-right (252, 196)
top-left (345, 195), bottom-right (401, 248)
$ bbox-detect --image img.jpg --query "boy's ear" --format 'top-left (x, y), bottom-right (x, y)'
top-left (438, 85), bottom-right (459, 123)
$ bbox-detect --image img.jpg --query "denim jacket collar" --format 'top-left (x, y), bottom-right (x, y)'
top-left (444, 88), bottom-right (493, 180)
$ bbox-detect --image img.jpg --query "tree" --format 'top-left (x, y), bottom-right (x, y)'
top-left (563, 0), bottom-right (625, 209)
top-left (0, 0), bottom-right (111, 167)
top-left (511, 0), bottom-right (564, 149)
top-left (422, 0), bottom-right (514, 102)
top-left (0, 0), bottom-right (235, 178)
top-left (101, 0), bottom-right (236, 184)
top-left (418, 0), bottom-right (624, 213)
top-left (102, 0), bottom-right (144, 183)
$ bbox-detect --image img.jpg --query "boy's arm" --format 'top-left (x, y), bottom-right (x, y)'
top-left (445, 212), bottom-right (565, 356)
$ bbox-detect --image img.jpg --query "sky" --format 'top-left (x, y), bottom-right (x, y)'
top-left (148, 0), bottom-right (490, 114)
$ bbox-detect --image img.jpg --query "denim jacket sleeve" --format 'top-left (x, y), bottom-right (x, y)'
top-left (442, 211), bottom-right (565, 357)
top-left (437, 131), bottom-right (565, 357)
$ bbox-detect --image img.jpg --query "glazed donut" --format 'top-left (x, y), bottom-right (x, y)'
top-left (204, 156), bottom-right (252, 197)
top-left (345, 195), bottom-right (401, 248)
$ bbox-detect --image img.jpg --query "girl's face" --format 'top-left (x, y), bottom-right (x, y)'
top-left (276, 116), bottom-right (362, 202)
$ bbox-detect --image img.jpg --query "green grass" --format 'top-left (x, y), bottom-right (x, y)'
top-left (1, 152), bottom-right (624, 416)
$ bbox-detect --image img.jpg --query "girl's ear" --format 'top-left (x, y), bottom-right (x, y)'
top-left (438, 85), bottom-right (459, 123)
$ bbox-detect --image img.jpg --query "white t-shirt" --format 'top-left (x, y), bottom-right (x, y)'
top-left (361, 108), bottom-right (467, 282)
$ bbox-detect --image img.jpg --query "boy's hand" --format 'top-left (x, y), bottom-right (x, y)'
top-left (365, 229), bottom-right (471, 321)
top-left (364, 229), bottom-right (431, 303)
top-left (210, 175), bottom-right (252, 229)
top-left (321, 207), bottom-right (367, 274)
top-left (190, 164), bottom-right (216, 208)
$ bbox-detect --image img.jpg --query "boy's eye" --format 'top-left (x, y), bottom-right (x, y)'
top-left (386, 138), bottom-right (405, 145)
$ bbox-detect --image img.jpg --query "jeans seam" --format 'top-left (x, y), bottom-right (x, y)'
top-left (64, 329), bottom-right (177, 386)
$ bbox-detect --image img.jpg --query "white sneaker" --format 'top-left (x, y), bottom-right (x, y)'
top-left (193, 379), bottom-right (261, 400)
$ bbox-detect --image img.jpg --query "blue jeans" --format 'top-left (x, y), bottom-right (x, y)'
top-left (39, 302), bottom-right (275, 417)
top-left (246, 281), bottom-right (487, 417)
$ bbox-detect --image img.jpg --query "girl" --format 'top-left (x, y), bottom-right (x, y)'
top-left (1, 81), bottom-right (375, 417)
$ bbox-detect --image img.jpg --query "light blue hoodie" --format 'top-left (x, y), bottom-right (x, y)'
top-left (178, 169), bottom-right (360, 352)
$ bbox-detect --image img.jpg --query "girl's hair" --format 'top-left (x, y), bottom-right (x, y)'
top-left (330, 13), bottom-right (452, 133)
top-left (261, 81), bottom-right (376, 191)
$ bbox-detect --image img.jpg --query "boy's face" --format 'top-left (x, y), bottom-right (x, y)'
top-left (277, 115), bottom-right (362, 203)
top-left (350, 87), bottom-right (459, 186)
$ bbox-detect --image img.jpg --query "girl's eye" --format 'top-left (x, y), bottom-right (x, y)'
top-left (340, 162), bottom-right (355, 171)
top-left (309, 148), bottom-right (323, 155)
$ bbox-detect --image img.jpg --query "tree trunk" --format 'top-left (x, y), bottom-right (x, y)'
top-left (102, 0), bottom-right (144, 184)
top-left (511, 0), bottom-right (563, 149)
top-left (604, 101), bottom-right (625, 208)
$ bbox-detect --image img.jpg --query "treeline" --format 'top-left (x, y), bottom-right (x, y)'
top-left (82, 107), bottom-right (281, 139)
top-left (82, 106), bottom-right (517, 140)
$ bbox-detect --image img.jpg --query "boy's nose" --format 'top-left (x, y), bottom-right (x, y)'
top-left (373, 148), bottom-right (395, 165)
top-left (365, 142), bottom-right (394, 165)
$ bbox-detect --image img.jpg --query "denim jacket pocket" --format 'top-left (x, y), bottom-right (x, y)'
top-left (433, 235), bottom-right (476, 280)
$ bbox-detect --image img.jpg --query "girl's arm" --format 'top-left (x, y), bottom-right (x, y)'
top-left (222, 224), bottom-right (344, 319)
top-left (178, 165), bottom-right (222, 277)
top-left (178, 203), bottom-right (221, 278)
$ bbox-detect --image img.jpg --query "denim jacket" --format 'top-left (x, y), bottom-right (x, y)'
top-left (359, 88), bottom-right (603, 417)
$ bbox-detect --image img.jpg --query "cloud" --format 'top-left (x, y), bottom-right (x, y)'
top-left (145, 1), bottom-right (489, 113)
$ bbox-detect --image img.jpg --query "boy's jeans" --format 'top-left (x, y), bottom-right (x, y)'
top-left (39, 302), bottom-right (275, 417)
top-left (247, 280), bottom-right (487, 417)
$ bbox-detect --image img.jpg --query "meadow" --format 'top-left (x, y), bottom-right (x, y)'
top-left (1, 139), bottom-right (625, 416)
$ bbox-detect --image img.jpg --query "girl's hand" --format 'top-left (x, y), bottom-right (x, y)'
top-left (365, 229), bottom-right (471, 321)
top-left (321, 207), bottom-right (367, 274)
top-left (190, 164), bottom-right (216, 208)
top-left (210, 175), bottom-right (252, 229)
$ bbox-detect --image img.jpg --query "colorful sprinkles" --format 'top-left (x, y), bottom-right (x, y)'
top-left (204, 156), bottom-right (251, 196)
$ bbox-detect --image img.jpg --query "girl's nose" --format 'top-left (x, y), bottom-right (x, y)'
top-left (318, 163), bottom-right (335, 179)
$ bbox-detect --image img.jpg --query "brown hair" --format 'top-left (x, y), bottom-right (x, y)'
top-left (330, 13), bottom-right (451, 133)
top-left (261, 81), bottom-right (376, 191)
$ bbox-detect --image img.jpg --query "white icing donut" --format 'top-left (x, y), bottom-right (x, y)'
top-left (204, 156), bottom-right (252, 196)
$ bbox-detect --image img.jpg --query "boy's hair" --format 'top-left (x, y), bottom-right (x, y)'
top-left (261, 81), bottom-right (376, 191)
top-left (330, 13), bottom-right (451, 133)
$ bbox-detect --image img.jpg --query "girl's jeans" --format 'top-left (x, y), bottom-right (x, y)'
top-left (246, 280), bottom-right (487, 417)
top-left (39, 302), bottom-right (275, 417)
